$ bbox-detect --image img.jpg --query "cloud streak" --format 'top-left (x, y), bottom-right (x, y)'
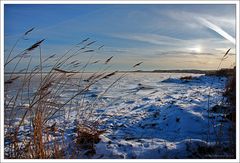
top-left (197, 17), bottom-right (236, 45)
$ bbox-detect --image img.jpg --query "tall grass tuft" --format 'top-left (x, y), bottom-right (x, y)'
top-left (202, 48), bottom-right (236, 158)
top-left (4, 28), bottom-right (142, 159)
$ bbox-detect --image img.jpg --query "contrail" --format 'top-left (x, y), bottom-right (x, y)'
top-left (198, 17), bottom-right (235, 45)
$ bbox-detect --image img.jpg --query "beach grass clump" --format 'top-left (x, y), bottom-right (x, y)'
top-left (4, 27), bottom-right (143, 159)
top-left (4, 28), bottom-right (142, 159)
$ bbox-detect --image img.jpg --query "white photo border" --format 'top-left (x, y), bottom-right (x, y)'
top-left (0, 1), bottom-right (239, 162)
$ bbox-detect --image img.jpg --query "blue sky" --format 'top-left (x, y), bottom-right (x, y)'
top-left (4, 4), bottom-right (236, 71)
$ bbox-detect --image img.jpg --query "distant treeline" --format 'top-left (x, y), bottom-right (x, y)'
top-left (5, 67), bottom-right (236, 77)
top-left (205, 67), bottom-right (236, 77)
top-left (129, 67), bottom-right (236, 77)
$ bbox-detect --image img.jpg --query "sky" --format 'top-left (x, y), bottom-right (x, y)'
top-left (4, 4), bottom-right (236, 72)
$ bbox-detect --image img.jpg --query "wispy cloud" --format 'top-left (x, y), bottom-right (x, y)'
top-left (156, 51), bottom-right (216, 56)
top-left (112, 33), bottom-right (233, 49)
top-left (112, 33), bottom-right (182, 46)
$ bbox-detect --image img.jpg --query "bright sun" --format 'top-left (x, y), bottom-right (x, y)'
top-left (188, 46), bottom-right (202, 53)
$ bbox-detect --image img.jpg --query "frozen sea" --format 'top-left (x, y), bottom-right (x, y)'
top-left (4, 72), bottom-right (232, 158)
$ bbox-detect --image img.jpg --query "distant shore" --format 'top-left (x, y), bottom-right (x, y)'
top-left (5, 67), bottom-right (235, 76)
top-left (121, 69), bottom-right (213, 74)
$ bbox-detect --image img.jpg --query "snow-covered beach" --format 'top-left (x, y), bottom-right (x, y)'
top-left (5, 72), bottom-right (234, 159)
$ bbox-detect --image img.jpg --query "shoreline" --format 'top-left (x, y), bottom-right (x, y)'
top-left (4, 67), bottom-right (234, 76)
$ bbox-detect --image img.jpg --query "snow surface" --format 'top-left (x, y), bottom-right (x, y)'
top-left (5, 73), bottom-right (232, 158)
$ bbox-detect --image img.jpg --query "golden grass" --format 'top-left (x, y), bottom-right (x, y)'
top-left (4, 28), bottom-right (143, 159)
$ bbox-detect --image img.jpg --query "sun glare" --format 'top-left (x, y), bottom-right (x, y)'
top-left (188, 46), bottom-right (202, 53)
